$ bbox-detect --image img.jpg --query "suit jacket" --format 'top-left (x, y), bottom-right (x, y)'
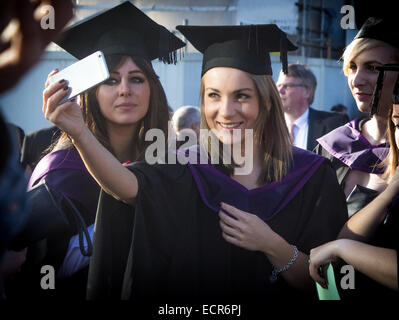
top-left (307, 107), bottom-right (348, 151)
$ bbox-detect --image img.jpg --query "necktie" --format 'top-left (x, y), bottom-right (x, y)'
top-left (288, 122), bottom-right (296, 143)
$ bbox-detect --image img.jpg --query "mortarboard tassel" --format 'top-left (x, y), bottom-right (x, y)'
top-left (255, 24), bottom-right (259, 56)
top-left (158, 26), bottom-right (181, 65)
top-left (370, 69), bottom-right (385, 116)
top-left (280, 35), bottom-right (288, 74)
top-left (158, 26), bottom-right (168, 64)
top-left (247, 25), bottom-right (252, 51)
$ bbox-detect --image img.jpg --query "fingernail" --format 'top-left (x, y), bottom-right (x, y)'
top-left (59, 79), bottom-right (65, 84)
top-left (63, 86), bottom-right (69, 90)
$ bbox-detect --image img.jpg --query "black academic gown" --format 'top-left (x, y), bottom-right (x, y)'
top-left (87, 151), bottom-right (348, 302)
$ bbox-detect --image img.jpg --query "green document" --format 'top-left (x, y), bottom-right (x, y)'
top-left (316, 263), bottom-right (341, 300)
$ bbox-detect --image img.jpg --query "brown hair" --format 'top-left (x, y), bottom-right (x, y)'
top-left (199, 72), bottom-right (292, 184)
top-left (52, 55), bottom-right (170, 162)
top-left (382, 107), bottom-right (399, 181)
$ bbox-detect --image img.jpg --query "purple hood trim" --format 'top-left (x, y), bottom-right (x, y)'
top-left (29, 148), bottom-right (99, 215)
top-left (183, 146), bottom-right (325, 221)
top-left (317, 119), bottom-right (389, 174)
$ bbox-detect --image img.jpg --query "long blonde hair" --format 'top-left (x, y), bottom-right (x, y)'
top-left (199, 72), bottom-right (292, 184)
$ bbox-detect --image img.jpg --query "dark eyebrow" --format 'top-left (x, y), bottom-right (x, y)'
top-left (129, 70), bottom-right (144, 75)
top-left (110, 70), bottom-right (144, 75)
top-left (364, 60), bottom-right (384, 66)
top-left (350, 60), bottom-right (385, 66)
top-left (205, 88), bottom-right (253, 93)
top-left (233, 88), bottom-right (253, 93)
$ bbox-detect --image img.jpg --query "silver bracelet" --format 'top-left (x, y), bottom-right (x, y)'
top-left (269, 245), bottom-right (298, 283)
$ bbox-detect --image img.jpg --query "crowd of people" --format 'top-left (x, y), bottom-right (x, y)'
top-left (0, 0), bottom-right (397, 306)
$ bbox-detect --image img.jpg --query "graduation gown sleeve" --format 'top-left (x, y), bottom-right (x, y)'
top-left (86, 190), bottom-right (134, 299)
top-left (87, 161), bottom-right (196, 300)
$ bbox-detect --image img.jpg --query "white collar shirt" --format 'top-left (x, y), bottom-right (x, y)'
top-left (285, 108), bottom-right (309, 150)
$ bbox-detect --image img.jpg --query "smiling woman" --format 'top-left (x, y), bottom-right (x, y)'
top-left (199, 66), bottom-right (292, 184)
top-left (202, 67), bottom-right (259, 147)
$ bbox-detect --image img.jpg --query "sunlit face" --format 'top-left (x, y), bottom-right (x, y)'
top-left (276, 74), bottom-right (310, 113)
top-left (96, 57), bottom-right (150, 129)
top-left (202, 67), bottom-right (259, 145)
top-left (391, 105), bottom-right (399, 149)
top-left (347, 45), bottom-right (398, 116)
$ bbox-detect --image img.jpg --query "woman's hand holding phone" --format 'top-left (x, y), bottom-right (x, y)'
top-left (43, 69), bottom-right (86, 142)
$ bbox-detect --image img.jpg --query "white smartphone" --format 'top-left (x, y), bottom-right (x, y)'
top-left (49, 50), bottom-right (110, 104)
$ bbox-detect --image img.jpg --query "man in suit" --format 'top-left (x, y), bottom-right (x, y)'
top-left (276, 63), bottom-right (348, 151)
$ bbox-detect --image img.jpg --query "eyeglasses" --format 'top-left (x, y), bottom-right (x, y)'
top-left (276, 83), bottom-right (307, 90)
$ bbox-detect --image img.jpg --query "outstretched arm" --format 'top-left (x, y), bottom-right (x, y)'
top-left (42, 72), bottom-right (138, 204)
top-left (309, 239), bottom-right (397, 291)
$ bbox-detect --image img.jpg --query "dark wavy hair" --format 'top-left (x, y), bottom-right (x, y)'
top-left (52, 55), bottom-right (170, 162)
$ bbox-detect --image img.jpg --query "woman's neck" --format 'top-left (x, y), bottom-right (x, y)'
top-left (107, 124), bottom-right (137, 163)
top-left (231, 144), bottom-right (263, 189)
top-left (361, 115), bottom-right (388, 145)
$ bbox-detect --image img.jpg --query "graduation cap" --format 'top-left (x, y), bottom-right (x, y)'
top-left (54, 1), bottom-right (185, 64)
top-left (176, 24), bottom-right (297, 76)
top-left (353, 0), bottom-right (398, 51)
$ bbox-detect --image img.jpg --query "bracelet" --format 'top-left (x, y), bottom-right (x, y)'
top-left (269, 245), bottom-right (298, 283)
